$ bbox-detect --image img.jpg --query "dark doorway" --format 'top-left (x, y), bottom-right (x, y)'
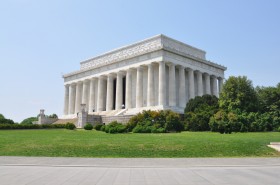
top-left (123, 76), bottom-right (126, 108)
top-left (113, 79), bottom-right (116, 110)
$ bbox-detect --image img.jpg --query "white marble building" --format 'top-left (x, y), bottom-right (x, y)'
top-left (62, 34), bottom-right (226, 118)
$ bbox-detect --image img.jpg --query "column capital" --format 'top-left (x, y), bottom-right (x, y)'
top-left (76, 81), bottom-right (82, 85)
top-left (178, 65), bottom-right (185, 70)
top-left (166, 61), bottom-right (174, 67)
top-left (117, 71), bottom-right (126, 76)
top-left (187, 68), bottom-right (194, 72)
top-left (98, 75), bottom-right (106, 80)
top-left (137, 65), bottom-right (145, 70)
top-left (126, 68), bottom-right (133, 72)
top-left (210, 75), bottom-right (217, 79)
top-left (147, 62), bottom-right (155, 67)
top-left (107, 73), bottom-right (116, 78)
top-left (194, 70), bottom-right (202, 74)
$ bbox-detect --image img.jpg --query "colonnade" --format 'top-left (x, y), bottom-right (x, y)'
top-left (64, 61), bottom-right (224, 115)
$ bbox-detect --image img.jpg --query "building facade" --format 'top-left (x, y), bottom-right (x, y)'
top-left (62, 35), bottom-right (226, 118)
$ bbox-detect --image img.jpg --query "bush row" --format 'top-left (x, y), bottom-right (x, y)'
top-left (0, 123), bottom-right (66, 129)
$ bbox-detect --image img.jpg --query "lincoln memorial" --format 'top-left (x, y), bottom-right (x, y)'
top-left (62, 34), bottom-right (226, 119)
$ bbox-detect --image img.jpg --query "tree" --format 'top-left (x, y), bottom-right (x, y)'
top-left (48, 114), bottom-right (58, 119)
top-left (219, 76), bottom-right (258, 113)
top-left (20, 117), bottom-right (38, 124)
top-left (256, 84), bottom-right (280, 113)
top-left (184, 95), bottom-right (219, 131)
top-left (0, 114), bottom-right (14, 124)
top-left (256, 83), bottom-right (280, 130)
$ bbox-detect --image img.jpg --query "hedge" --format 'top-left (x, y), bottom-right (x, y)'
top-left (0, 123), bottom-right (66, 130)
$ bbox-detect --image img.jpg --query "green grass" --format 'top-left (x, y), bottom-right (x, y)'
top-left (0, 129), bottom-right (279, 157)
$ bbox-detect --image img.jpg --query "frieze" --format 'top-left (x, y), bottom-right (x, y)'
top-left (79, 34), bottom-right (208, 71)
top-left (80, 37), bottom-right (162, 70)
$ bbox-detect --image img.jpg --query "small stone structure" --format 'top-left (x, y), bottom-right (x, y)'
top-left (77, 104), bottom-right (102, 128)
top-left (34, 109), bottom-right (58, 125)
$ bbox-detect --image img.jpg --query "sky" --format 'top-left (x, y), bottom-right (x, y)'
top-left (0, 0), bottom-right (279, 122)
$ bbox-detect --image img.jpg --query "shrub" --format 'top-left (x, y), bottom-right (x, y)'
top-left (132, 125), bottom-right (166, 133)
top-left (65, 122), bottom-right (76, 130)
top-left (127, 110), bottom-right (183, 133)
top-left (104, 121), bottom-right (127, 133)
top-left (165, 110), bottom-right (184, 132)
top-left (84, 123), bottom-right (93, 130)
top-left (100, 125), bottom-right (105, 132)
top-left (94, 123), bottom-right (103, 131)
top-left (278, 127), bottom-right (280, 132)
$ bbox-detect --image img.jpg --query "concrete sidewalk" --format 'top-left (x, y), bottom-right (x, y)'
top-left (1, 157), bottom-right (280, 185)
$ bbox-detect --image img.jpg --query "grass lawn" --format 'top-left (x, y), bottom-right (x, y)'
top-left (0, 129), bottom-right (279, 157)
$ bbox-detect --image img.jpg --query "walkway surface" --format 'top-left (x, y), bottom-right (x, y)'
top-left (1, 157), bottom-right (280, 185)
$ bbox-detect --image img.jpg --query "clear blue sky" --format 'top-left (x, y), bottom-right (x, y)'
top-left (0, 0), bottom-right (279, 122)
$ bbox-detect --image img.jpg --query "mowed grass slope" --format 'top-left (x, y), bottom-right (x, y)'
top-left (0, 130), bottom-right (279, 157)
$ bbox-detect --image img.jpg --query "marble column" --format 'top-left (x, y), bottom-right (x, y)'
top-left (179, 66), bottom-right (186, 108)
top-left (116, 72), bottom-right (123, 110)
top-left (88, 78), bottom-right (96, 113)
top-left (126, 69), bottom-right (132, 109)
top-left (197, 71), bottom-right (203, 96)
top-left (63, 85), bottom-right (70, 115)
top-left (218, 77), bottom-right (224, 95)
top-left (169, 63), bottom-right (176, 106)
top-left (188, 69), bottom-right (195, 100)
top-left (82, 80), bottom-right (89, 111)
top-left (106, 74), bottom-right (114, 111)
top-left (75, 82), bottom-right (82, 114)
top-left (205, 73), bottom-right (211, 95)
top-left (97, 76), bottom-right (105, 112)
top-left (159, 61), bottom-right (166, 106)
top-left (147, 64), bottom-right (154, 107)
top-left (136, 66), bottom-right (143, 108)
top-left (211, 76), bottom-right (218, 97)
top-left (69, 83), bottom-right (76, 114)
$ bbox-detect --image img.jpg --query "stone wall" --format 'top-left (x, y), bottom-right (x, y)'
top-left (101, 115), bottom-right (133, 124)
top-left (87, 115), bottom-right (102, 125)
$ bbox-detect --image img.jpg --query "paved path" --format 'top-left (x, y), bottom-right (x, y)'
top-left (1, 157), bottom-right (280, 185)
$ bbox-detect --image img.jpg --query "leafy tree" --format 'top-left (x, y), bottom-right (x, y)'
top-left (20, 117), bottom-right (38, 124)
top-left (256, 84), bottom-right (280, 113)
top-left (219, 76), bottom-right (258, 113)
top-left (48, 114), bottom-right (58, 118)
top-left (184, 95), bottom-right (219, 131)
top-left (0, 114), bottom-right (14, 124)
top-left (185, 94), bottom-right (219, 113)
